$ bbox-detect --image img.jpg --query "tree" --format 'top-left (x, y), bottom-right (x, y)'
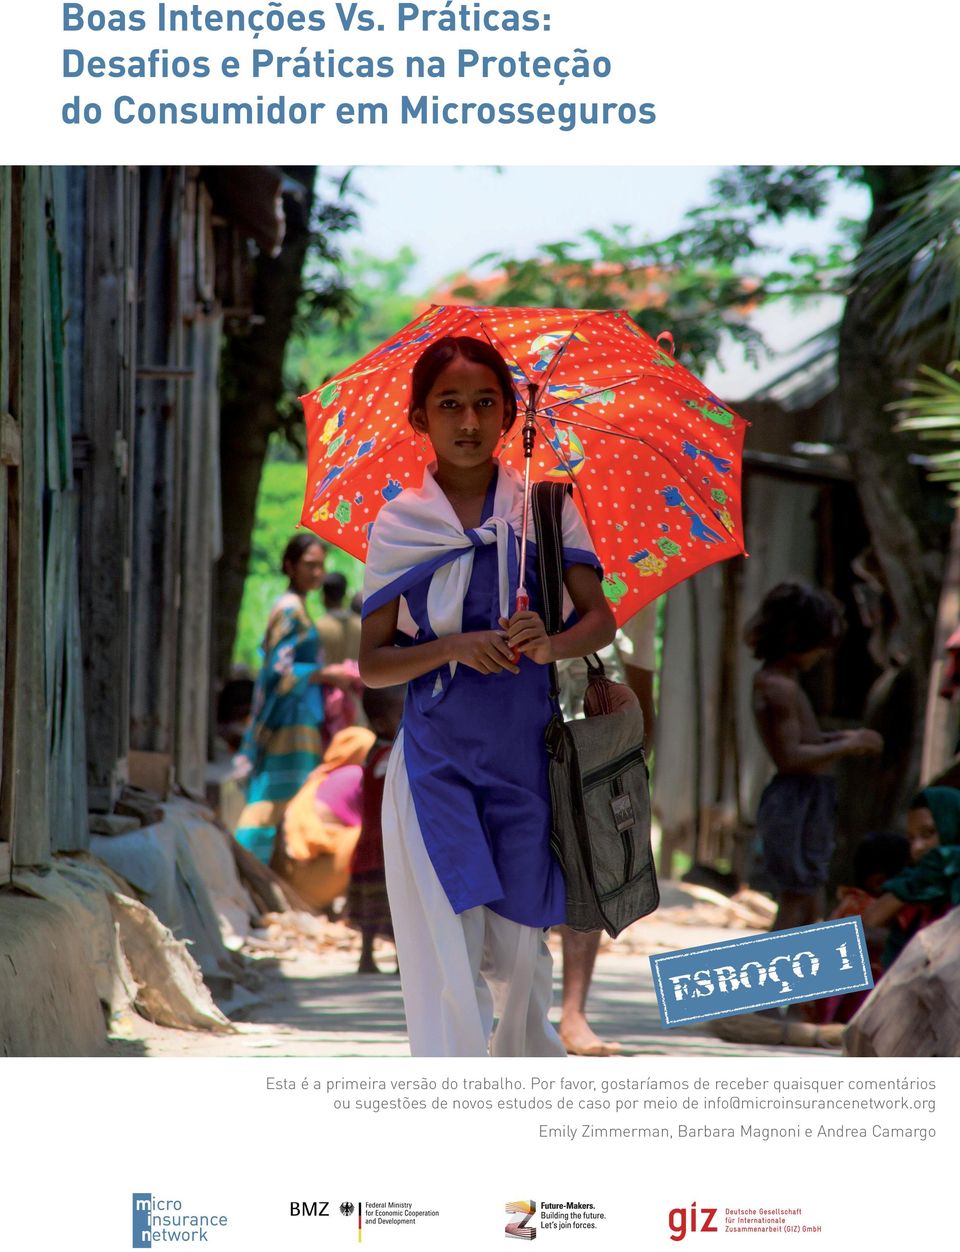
top-left (835, 167), bottom-right (952, 809)
top-left (214, 169), bottom-right (357, 686)
top-left (877, 169), bottom-right (960, 778)
top-left (285, 245), bottom-right (421, 397)
top-left (891, 359), bottom-right (960, 782)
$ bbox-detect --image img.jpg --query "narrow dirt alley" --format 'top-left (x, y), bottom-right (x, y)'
top-left (106, 905), bottom-right (842, 1060)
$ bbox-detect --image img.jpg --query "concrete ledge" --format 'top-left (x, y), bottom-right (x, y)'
top-left (0, 892), bottom-right (106, 1056)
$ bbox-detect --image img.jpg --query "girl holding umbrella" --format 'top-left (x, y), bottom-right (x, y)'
top-left (359, 336), bottom-right (616, 1057)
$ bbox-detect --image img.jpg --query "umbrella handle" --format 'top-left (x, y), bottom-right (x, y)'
top-left (510, 589), bottom-right (529, 662)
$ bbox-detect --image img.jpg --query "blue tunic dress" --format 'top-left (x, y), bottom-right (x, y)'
top-left (398, 470), bottom-right (600, 929)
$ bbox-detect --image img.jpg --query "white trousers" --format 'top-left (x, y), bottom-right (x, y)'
top-left (382, 731), bottom-right (566, 1058)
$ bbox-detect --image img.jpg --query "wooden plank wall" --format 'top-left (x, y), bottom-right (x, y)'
top-left (130, 169), bottom-right (223, 797)
top-left (656, 474), bottom-right (820, 876)
top-left (0, 166), bottom-right (235, 856)
top-left (0, 168), bottom-right (91, 866)
top-left (11, 169), bottom-right (52, 866)
top-left (176, 179), bottom-right (222, 795)
top-left (0, 166), bottom-right (16, 882)
top-left (0, 165), bottom-right (230, 865)
top-left (44, 167), bottom-right (89, 850)
top-left (130, 167), bottom-right (182, 766)
top-left (78, 167), bottom-right (137, 811)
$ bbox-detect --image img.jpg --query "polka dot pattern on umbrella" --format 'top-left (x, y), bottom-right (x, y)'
top-left (300, 306), bottom-right (748, 625)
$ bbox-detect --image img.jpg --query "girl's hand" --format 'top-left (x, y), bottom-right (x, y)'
top-left (838, 728), bottom-right (884, 756)
top-left (449, 630), bottom-right (520, 675)
top-left (309, 667), bottom-right (340, 687)
top-left (499, 611), bottom-right (554, 666)
top-left (861, 890), bottom-right (903, 928)
top-left (313, 663), bottom-right (362, 691)
top-left (230, 753), bottom-right (253, 782)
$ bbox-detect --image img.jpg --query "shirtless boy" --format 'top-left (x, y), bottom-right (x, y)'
top-left (745, 582), bottom-right (883, 930)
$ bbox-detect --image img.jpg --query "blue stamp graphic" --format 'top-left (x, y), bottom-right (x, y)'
top-left (649, 917), bottom-right (873, 1029)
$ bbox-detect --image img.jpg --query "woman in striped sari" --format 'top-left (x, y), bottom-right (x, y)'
top-left (234, 535), bottom-right (331, 863)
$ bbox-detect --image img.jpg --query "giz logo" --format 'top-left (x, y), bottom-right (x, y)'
top-left (668, 1203), bottom-right (718, 1241)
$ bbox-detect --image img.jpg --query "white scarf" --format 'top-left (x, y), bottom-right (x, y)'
top-left (362, 461), bottom-right (528, 679)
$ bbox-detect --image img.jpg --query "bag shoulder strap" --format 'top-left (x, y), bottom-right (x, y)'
top-left (531, 480), bottom-right (569, 705)
top-left (531, 479), bottom-right (568, 637)
top-left (531, 481), bottom-right (607, 694)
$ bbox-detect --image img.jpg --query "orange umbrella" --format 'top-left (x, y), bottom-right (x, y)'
top-left (300, 305), bottom-right (747, 624)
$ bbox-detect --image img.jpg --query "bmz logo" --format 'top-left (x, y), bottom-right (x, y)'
top-left (669, 1203), bottom-right (718, 1241)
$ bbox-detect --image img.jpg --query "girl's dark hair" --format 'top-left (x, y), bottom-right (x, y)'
top-left (281, 533), bottom-right (324, 575)
top-left (362, 683), bottom-right (406, 736)
top-left (852, 831), bottom-right (909, 888)
top-left (408, 336), bottom-right (519, 432)
top-left (743, 581), bottom-right (845, 661)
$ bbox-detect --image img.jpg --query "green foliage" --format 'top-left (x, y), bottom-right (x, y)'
top-left (233, 460), bottom-right (363, 671)
top-left (855, 167), bottom-right (960, 357)
top-left (233, 573), bottom-right (289, 674)
top-left (296, 170), bottom-right (364, 333)
top-left (276, 246), bottom-right (422, 460)
top-left (710, 165), bottom-right (859, 223)
top-left (454, 168), bottom-right (859, 375)
top-left (271, 172), bottom-right (364, 456)
top-left (858, 168), bottom-right (960, 496)
top-left (244, 461), bottom-right (308, 581)
top-left (287, 245), bottom-right (420, 379)
top-left (891, 360), bottom-right (960, 502)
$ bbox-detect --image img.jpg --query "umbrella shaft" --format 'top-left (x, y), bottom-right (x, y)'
top-left (518, 429), bottom-right (535, 597)
top-left (517, 383), bottom-right (539, 598)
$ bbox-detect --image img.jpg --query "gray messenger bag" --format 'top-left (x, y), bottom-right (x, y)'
top-left (531, 481), bottom-right (660, 938)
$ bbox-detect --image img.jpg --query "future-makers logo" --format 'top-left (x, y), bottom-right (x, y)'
top-left (131, 1193), bottom-right (229, 1246)
top-left (505, 1200), bottom-right (537, 1240)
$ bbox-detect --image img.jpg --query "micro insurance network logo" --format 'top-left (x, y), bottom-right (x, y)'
top-left (132, 1192), bottom-right (230, 1246)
